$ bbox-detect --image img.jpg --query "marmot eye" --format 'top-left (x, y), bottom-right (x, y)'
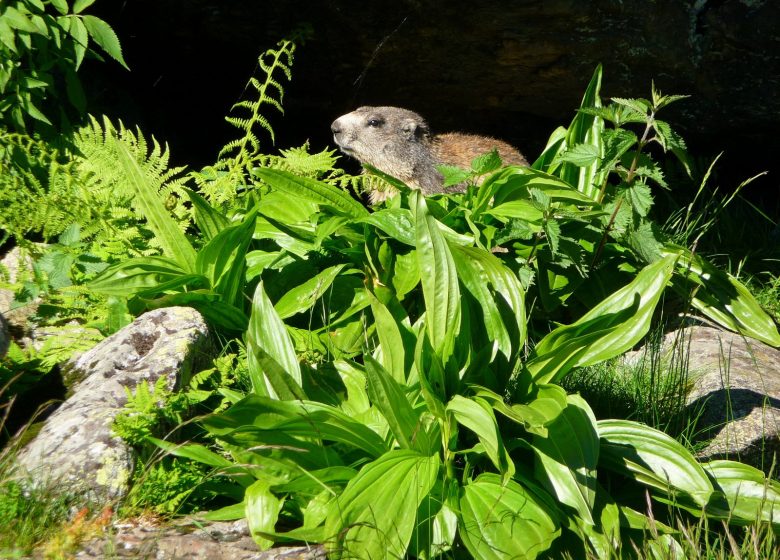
top-left (367, 118), bottom-right (383, 128)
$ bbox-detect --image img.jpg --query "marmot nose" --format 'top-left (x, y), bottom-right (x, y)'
top-left (330, 120), bottom-right (342, 136)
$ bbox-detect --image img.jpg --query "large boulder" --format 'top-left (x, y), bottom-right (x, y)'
top-left (14, 307), bottom-right (212, 502)
top-left (635, 326), bottom-right (780, 470)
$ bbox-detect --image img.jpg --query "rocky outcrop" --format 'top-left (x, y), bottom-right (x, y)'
top-left (636, 326), bottom-right (780, 470)
top-left (14, 307), bottom-right (212, 502)
top-left (90, 0), bottom-right (780, 189)
top-left (75, 519), bottom-right (325, 560)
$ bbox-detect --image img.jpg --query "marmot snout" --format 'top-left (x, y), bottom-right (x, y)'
top-left (331, 106), bottom-right (528, 203)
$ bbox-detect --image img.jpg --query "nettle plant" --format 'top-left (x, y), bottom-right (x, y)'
top-left (94, 68), bottom-right (780, 557)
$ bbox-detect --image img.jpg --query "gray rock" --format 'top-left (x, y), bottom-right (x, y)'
top-left (636, 326), bottom-right (780, 470)
top-left (0, 246), bottom-right (36, 339)
top-left (75, 519), bottom-right (325, 560)
top-left (0, 312), bottom-right (8, 358)
top-left (14, 307), bottom-right (212, 502)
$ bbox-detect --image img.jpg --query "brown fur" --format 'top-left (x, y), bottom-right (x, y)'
top-left (331, 106), bottom-right (527, 203)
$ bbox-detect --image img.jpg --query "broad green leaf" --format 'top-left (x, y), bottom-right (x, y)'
top-left (199, 502), bottom-right (245, 522)
top-left (88, 256), bottom-right (191, 296)
top-left (665, 245), bottom-right (780, 346)
top-left (365, 356), bottom-right (432, 453)
top-left (245, 480), bottom-right (282, 550)
top-left (598, 419), bottom-right (714, 507)
top-left (361, 208), bottom-right (415, 246)
top-left (532, 395), bottom-right (599, 524)
top-left (202, 395), bottom-right (388, 458)
top-left (458, 474), bottom-right (559, 560)
top-left (527, 254), bottom-right (676, 384)
top-left (185, 188), bottom-right (230, 240)
top-left (704, 460), bottom-right (780, 525)
top-left (559, 65), bottom-right (604, 199)
top-left (250, 344), bottom-right (306, 401)
top-left (324, 450), bottom-right (440, 560)
top-left (532, 126), bottom-right (567, 173)
top-left (2, 7), bottom-right (38, 33)
top-left (82, 15), bottom-right (128, 69)
top-left (451, 247), bottom-right (510, 360)
top-left (148, 438), bottom-right (235, 468)
top-left (414, 191), bottom-right (460, 363)
top-left (274, 264), bottom-right (346, 319)
top-left (446, 395), bottom-right (513, 478)
top-left (195, 210), bottom-right (256, 307)
top-left (475, 384), bottom-right (567, 436)
top-left (254, 167), bottom-right (369, 219)
top-left (369, 293), bottom-right (406, 383)
top-left (115, 141), bottom-right (196, 271)
top-left (247, 282), bottom-right (301, 398)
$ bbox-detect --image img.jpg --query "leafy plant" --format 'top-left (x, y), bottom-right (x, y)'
top-left (0, 0), bottom-right (127, 133)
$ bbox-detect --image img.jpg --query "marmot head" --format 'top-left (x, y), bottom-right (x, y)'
top-left (331, 106), bottom-right (435, 185)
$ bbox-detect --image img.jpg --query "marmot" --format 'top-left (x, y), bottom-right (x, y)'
top-left (331, 106), bottom-right (528, 203)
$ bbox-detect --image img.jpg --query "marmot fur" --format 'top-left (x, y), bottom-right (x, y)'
top-left (331, 106), bottom-right (528, 203)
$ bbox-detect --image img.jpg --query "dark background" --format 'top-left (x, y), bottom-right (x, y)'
top-left (83, 0), bottom-right (780, 209)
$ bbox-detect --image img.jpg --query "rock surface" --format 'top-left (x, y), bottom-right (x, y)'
top-left (90, 0), bottom-right (780, 191)
top-left (15, 307), bottom-right (212, 502)
top-left (641, 326), bottom-right (780, 469)
top-left (75, 519), bottom-right (324, 560)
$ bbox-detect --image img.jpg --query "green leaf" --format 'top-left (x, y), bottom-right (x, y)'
top-left (447, 395), bottom-right (513, 478)
top-left (477, 384), bottom-right (567, 436)
top-left (64, 16), bottom-right (88, 68)
top-left (365, 356), bottom-right (433, 453)
top-left (324, 450), bottom-right (440, 560)
top-left (115, 141), bottom-right (196, 271)
top-left (274, 264), bottom-right (346, 319)
top-left (368, 293), bottom-right (407, 383)
top-left (559, 143), bottom-right (600, 167)
top-left (81, 15), bottom-right (129, 69)
top-left (704, 460), bottom-right (780, 525)
top-left (49, 0), bottom-right (69, 15)
top-left (360, 208), bottom-right (415, 246)
top-left (254, 167), bottom-right (369, 219)
top-left (598, 419), bottom-right (714, 507)
top-left (527, 254), bottom-right (676, 384)
top-left (665, 245), bottom-right (780, 346)
top-left (625, 181), bottom-right (653, 217)
top-left (2, 7), bottom-right (37, 33)
top-left (247, 282), bottom-right (302, 398)
top-left (195, 211), bottom-right (256, 307)
top-left (532, 394), bottom-right (599, 524)
top-left (73, 0), bottom-right (97, 13)
top-left (471, 148), bottom-right (503, 174)
top-left (148, 438), bottom-right (235, 468)
top-left (458, 474), bottom-right (559, 560)
top-left (88, 257), bottom-right (192, 296)
top-left (414, 191), bottom-right (460, 363)
top-left (438, 164), bottom-right (472, 188)
top-left (185, 188), bottom-right (230, 241)
top-left (245, 480), bottom-right (283, 550)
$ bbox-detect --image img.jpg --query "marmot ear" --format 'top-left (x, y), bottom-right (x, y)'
top-left (401, 118), bottom-right (429, 140)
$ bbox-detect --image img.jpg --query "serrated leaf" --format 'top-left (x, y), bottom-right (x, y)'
top-left (81, 15), bottom-right (128, 69)
top-left (438, 164), bottom-right (472, 188)
top-left (471, 148), bottom-right (503, 174)
top-left (49, 0), bottom-right (68, 15)
top-left (559, 143), bottom-right (600, 167)
top-left (68, 15), bottom-right (88, 68)
top-left (611, 97), bottom-right (651, 116)
top-left (625, 181), bottom-right (654, 217)
top-left (73, 0), bottom-right (98, 14)
top-left (627, 220), bottom-right (663, 262)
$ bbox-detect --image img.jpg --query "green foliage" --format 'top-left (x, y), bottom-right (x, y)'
top-left (0, 0), bottom-right (126, 133)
